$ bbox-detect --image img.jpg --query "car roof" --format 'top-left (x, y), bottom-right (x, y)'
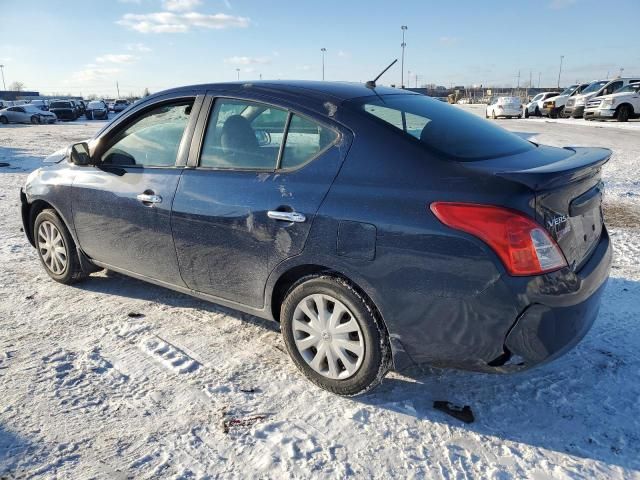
top-left (158, 80), bottom-right (416, 103)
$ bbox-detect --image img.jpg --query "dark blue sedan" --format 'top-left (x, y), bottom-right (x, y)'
top-left (21, 81), bottom-right (612, 395)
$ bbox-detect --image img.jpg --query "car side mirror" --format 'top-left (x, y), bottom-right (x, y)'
top-left (69, 142), bottom-right (92, 166)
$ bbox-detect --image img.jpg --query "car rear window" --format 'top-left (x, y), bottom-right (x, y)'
top-left (51, 102), bottom-right (70, 108)
top-left (352, 94), bottom-right (534, 161)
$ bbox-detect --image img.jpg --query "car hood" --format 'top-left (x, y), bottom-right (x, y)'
top-left (545, 94), bottom-right (568, 103)
top-left (43, 147), bottom-right (69, 164)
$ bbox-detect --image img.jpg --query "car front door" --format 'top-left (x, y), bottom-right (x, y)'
top-left (71, 94), bottom-right (202, 285)
top-left (171, 95), bottom-right (347, 309)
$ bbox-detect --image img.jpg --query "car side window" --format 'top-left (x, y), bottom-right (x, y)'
top-left (101, 100), bottom-right (193, 167)
top-left (280, 114), bottom-right (338, 169)
top-left (200, 99), bottom-right (287, 170)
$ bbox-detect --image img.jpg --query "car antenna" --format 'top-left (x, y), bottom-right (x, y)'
top-left (366, 59), bottom-right (398, 89)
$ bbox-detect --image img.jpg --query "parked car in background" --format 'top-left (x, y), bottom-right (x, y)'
top-left (85, 100), bottom-right (109, 120)
top-left (0, 104), bottom-right (57, 124)
top-left (0, 100), bottom-right (11, 110)
top-left (20, 81), bottom-right (612, 395)
top-left (49, 100), bottom-right (79, 121)
top-left (524, 91), bottom-right (560, 118)
top-left (486, 96), bottom-right (522, 119)
top-left (542, 83), bottom-right (590, 118)
top-left (583, 82), bottom-right (640, 122)
top-left (112, 99), bottom-right (130, 113)
top-left (565, 78), bottom-right (640, 118)
top-left (76, 100), bottom-right (86, 116)
top-left (29, 99), bottom-right (50, 111)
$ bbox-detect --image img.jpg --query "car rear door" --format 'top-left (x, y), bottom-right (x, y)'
top-left (71, 93), bottom-right (204, 285)
top-left (171, 94), bottom-right (349, 309)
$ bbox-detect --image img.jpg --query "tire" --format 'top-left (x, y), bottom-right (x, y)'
top-left (524, 109), bottom-right (529, 118)
top-left (0, 116), bottom-right (7, 124)
top-left (617, 105), bottom-right (630, 122)
top-left (33, 209), bottom-right (87, 285)
top-left (491, 110), bottom-right (496, 119)
top-left (534, 107), bottom-right (541, 117)
top-left (280, 274), bottom-right (391, 396)
top-left (31, 116), bottom-right (40, 124)
top-left (86, 112), bottom-right (92, 120)
top-left (517, 114), bottom-right (522, 119)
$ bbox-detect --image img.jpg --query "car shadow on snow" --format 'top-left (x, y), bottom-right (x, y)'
top-left (356, 276), bottom-right (640, 472)
top-left (0, 424), bottom-right (32, 476)
top-left (72, 271), bottom-right (280, 334)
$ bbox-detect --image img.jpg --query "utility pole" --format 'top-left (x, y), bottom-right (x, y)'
top-left (619, 67), bottom-right (624, 77)
top-left (321, 48), bottom-right (326, 81)
top-left (0, 65), bottom-right (5, 90)
top-left (236, 68), bottom-right (240, 81)
top-left (400, 25), bottom-right (408, 88)
top-left (557, 55), bottom-right (564, 88)
top-left (259, 73), bottom-right (262, 80)
top-left (517, 70), bottom-right (520, 89)
top-left (538, 72), bottom-right (541, 88)
top-left (529, 70), bottom-right (532, 88)
top-left (116, 81), bottom-right (120, 98)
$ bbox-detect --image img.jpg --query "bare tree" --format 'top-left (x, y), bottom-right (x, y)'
top-left (143, 88), bottom-right (151, 97)
top-left (9, 81), bottom-right (25, 92)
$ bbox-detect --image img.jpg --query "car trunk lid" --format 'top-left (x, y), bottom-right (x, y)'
top-left (463, 145), bottom-right (611, 271)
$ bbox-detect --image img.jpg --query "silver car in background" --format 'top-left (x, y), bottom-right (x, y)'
top-left (0, 104), bottom-right (57, 124)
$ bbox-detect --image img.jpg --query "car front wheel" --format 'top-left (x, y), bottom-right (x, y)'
top-left (280, 275), bottom-right (391, 396)
top-left (31, 116), bottom-right (40, 124)
top-left (34, 209), bottom-right (87, 284)
top-left (617, 105), bottom-right (631, 122)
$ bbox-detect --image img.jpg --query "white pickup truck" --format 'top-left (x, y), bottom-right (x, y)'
top-left (565, 77), bottom-right (640, 118)
top-left (541, 83), bottom-right (589, 118)
top-left (583, 82), bottom-right (640, 122)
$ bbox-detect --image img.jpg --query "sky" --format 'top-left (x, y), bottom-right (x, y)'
top-left (1, 0), bottom-right (639, 97)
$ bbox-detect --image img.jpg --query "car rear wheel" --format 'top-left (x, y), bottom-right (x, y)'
top-left (617, 105), bottom-right (630, 122)
top-left (0, 116), bottom-right (7, 124)
top-left (491, 110), bottom-right (496, 119)
top-left (280, 275), bottom-right (391, 396)
top-left (34, 209), bottom-right (87, 284)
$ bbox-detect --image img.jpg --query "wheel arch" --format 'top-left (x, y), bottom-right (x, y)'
top-left (268, 262), bottom-right (412, 371)
top-left (616, 102), bottom-right (635, 114)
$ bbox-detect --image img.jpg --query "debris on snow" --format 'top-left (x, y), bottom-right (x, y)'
top-left (433, 401), bottom-right (475, 424)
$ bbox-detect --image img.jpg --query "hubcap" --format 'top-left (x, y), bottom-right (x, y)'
top-left (37, 221), bottom-right (67, 275)
top-left (292, 294), bottom-right (364, 380)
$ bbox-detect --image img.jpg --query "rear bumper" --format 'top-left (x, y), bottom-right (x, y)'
top-left (394, 227), bottom-right (612, 374)
top-left (503, 227), bottom-right (612, 369)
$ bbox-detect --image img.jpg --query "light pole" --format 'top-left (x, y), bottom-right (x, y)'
top-left (321, 48), bottom-right (326, 81)
top-left (619, 67), bottom-right (624, 77)
top-left (236, 68), bottom-right (240, 81)
top-left (0, 64), bottom-right (5, 91)
top-left (557, 55), bottom-right (564, 88)
top-left (400, 25), bottom-right (408, 88)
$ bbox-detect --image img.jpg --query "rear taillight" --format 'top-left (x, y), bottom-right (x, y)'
top-left (430, 202), bottom-right (567, 276)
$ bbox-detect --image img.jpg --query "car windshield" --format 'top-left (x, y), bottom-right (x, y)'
top-left (50, 102), bottom-right (70, 108)
top-left (582, 81), bottom-right (608, 94)
top-left (352, 94), bottom-right (534, 161)
top-left (88, 101), bottom-right (104, 108)
top-left (116, 100), bottom-right (127, 104)
top-left (558, 85), bottom-right (578, 96)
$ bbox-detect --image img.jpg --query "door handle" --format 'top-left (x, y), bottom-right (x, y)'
top-left (267, 210), bottom-right (306, 223)
top-left (136, 193), bottom-right (162, 205)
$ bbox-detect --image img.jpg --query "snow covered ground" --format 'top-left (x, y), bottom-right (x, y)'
top-left (1, 114), bottom-right (639, 479)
